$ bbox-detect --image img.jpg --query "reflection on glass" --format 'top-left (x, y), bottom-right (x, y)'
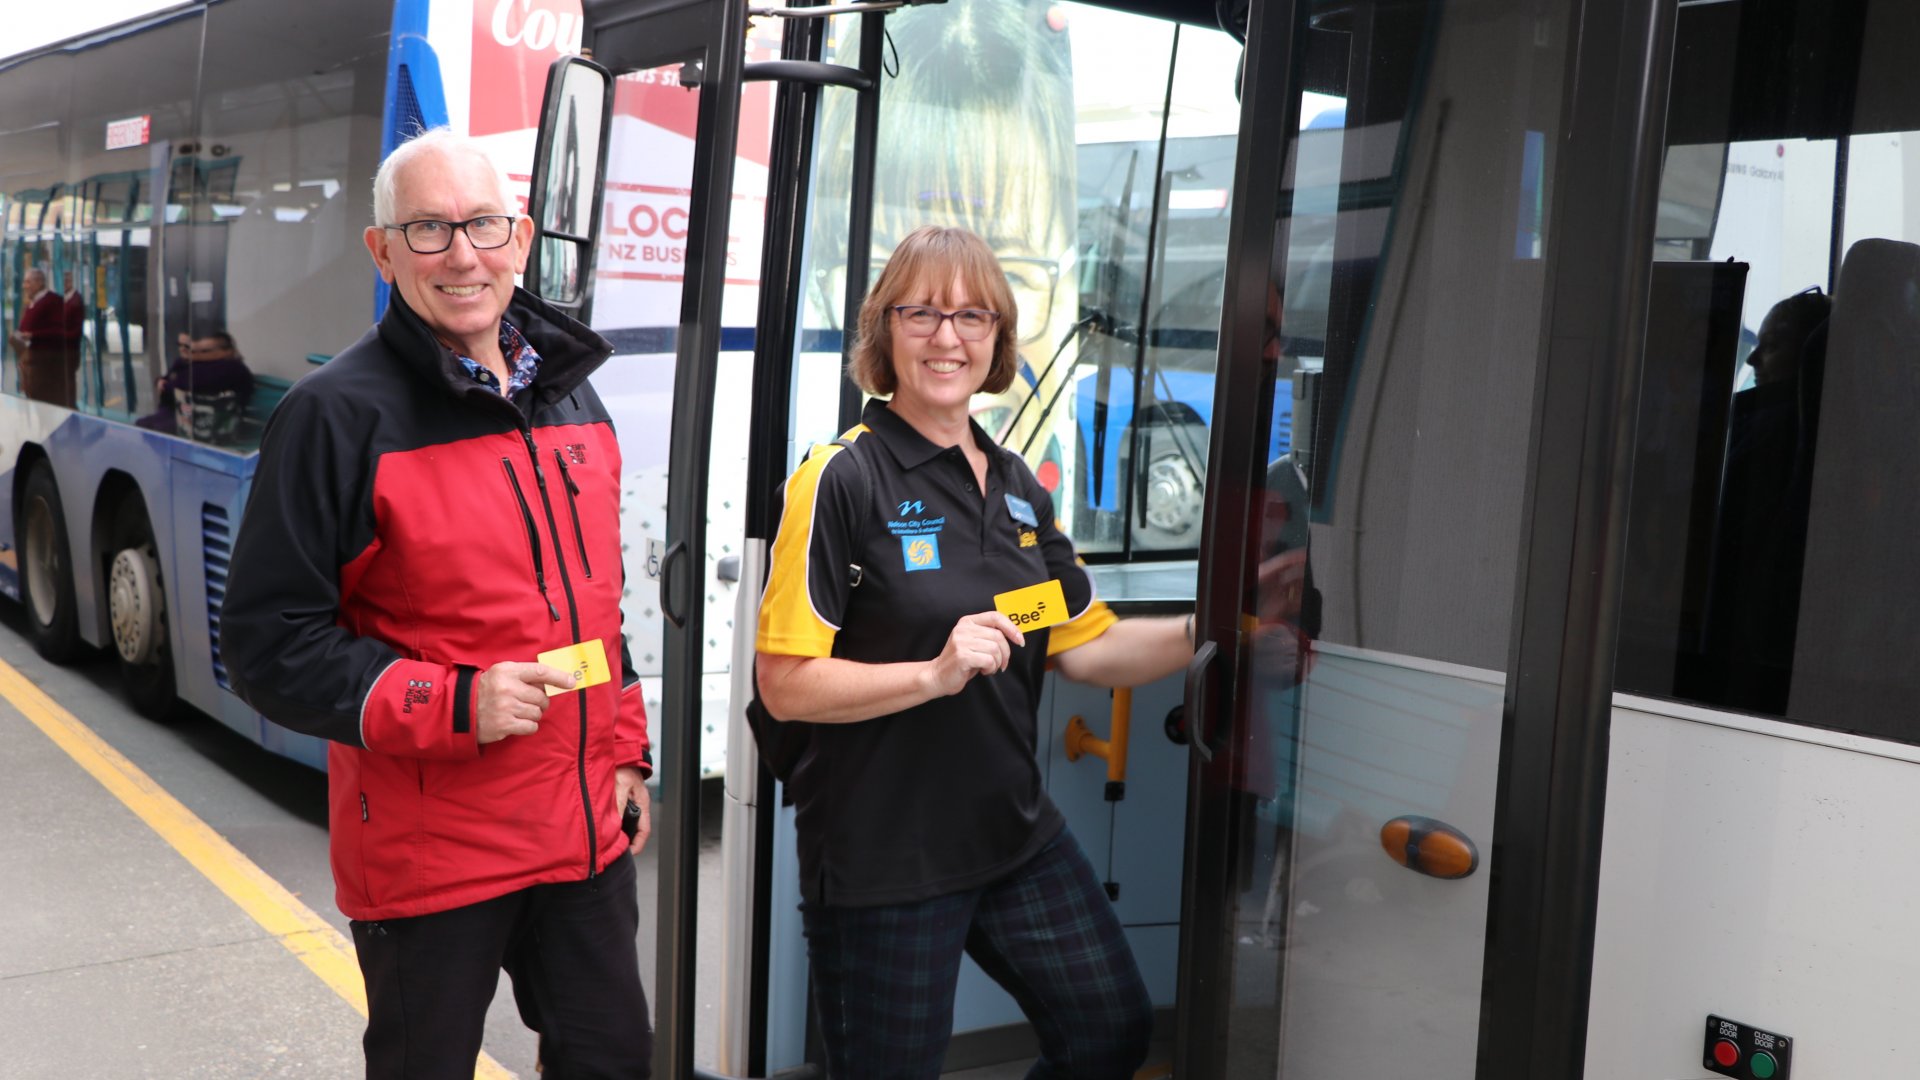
top-left (812, 0), bottom-right (1082, 496)
top-left (805, 3), bottom-right (1242, 557)
top-left (540, 236), bottom-right (583, 303)
top-left (544, 64), bottom-right (607, 238)
top-left (1189, 2), bottom-right (1574, 1077)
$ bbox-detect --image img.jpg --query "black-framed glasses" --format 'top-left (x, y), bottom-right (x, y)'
top-left (892, 305), bottom-right (1001, 341)
top-left (815, 256), bottom-right (1061, 343)
top-left (382, 215), bottom-right (516, 254)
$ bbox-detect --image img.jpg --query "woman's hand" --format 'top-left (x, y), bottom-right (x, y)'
top-left (924, 611), bottom-right (1025, 698)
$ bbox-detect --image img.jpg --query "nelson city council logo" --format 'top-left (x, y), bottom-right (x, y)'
top-left (903, 534), bottom-right (941, 572)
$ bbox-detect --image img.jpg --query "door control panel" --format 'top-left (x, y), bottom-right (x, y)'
top-left (1704, 1015), bottom-right (1792, 1080)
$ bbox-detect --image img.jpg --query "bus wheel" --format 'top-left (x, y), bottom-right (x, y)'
top-left (1139, 449), bottom-right (1206, 548)
top-left (19, 463), bottom-right (81, 663)
top-left (107, 496), bottom-right (178, 721)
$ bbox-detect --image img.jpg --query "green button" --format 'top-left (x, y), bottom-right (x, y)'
top-left (1750, 1050), bottom-right (1778, 1079)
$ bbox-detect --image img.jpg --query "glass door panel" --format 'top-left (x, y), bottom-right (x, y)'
top-left (1185, 0), bottom-right (1576, 1075)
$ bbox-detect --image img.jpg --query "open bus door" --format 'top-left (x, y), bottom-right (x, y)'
top-left (527, 1), bottom-right (898, 1076)
top-left (526, 2), bottom-right (750, 1077)
top-left (1179, 0), bottom-right (1675, 1077)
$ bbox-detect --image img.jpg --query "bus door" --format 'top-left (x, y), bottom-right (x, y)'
top-left (527, 2), bottom-right (752, 1076)
top-left (1181, 0), bottom-right (1672, 1077)
top-left (533, 0), bottom-right (896, 1073)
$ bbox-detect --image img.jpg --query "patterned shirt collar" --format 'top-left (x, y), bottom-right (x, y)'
top-left (454, 318), bottom-right (543, 399)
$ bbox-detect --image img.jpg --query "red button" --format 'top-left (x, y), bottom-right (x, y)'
top-left (1713, 1040), bottom-right (1741, 1068)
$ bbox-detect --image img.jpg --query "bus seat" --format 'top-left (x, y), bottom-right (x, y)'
top-left (1788, 238), bottom-right (1920, 726)
top-left (176, 389), bottom-right (246, 445)
top-left (247, 374), bottom-right (293, 418)
top-left (235, 374), bottom-right (295, 447)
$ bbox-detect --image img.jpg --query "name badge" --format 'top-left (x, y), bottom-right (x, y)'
top-left (993, 579), bottom-right (1070, 631)
top-left (537, 638), bottom-right (612, 696)
top-left (1004, 493), bottom-right (1039, 527)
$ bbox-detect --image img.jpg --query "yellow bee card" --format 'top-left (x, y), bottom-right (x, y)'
top-left (537, 638), bottom-right (612, 696)
top-left (993, 579), bottom-right (1070, 631)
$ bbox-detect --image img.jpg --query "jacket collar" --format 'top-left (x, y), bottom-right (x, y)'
top-left (859, 397), bottom-right (1000, 473)
top-left (375, 286), bottom-right (613, 411)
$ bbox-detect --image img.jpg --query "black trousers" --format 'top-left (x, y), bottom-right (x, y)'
top-left (349, 852), bottom-right (652, 1079)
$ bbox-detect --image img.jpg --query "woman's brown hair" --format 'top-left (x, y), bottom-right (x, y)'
top-left (847, 226), bottom-right (1021, 397)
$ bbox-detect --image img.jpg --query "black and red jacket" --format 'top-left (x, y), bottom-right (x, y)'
top-left (222, 287), bottom-right (651, 921)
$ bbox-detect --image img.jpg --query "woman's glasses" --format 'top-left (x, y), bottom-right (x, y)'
top-left (891, 305), bottom-right (1001, 342)
top-left (815, 256), bottom-right (1060, 343)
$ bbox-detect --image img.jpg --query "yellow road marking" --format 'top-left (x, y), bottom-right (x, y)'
top-left (0, 658), bottom-right (516, 1080)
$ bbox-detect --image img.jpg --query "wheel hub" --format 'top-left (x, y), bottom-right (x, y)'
top-left (23, 495), bottom-right (58, 627)
top-left (1143, 455), bottom-right (1203, 536)
top-left (110, 545), bottom-right (164, 666)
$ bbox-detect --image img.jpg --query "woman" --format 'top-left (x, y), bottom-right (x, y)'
top-left (756, 225), bottom-right (1193, 1078)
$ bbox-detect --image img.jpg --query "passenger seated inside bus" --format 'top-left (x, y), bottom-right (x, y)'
top-left (1697, 286), bottom-right (1830, 713)
top-left (135, 331), bottom-right (255, 442)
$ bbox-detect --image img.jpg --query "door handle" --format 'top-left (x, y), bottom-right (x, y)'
top-left (660, 539), bottom-right (690, 628)
top-left (1184, 638), bottom-right (1219, 763)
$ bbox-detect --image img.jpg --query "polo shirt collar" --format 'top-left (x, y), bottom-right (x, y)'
top-left (861, 398), bottom-right (998, 472)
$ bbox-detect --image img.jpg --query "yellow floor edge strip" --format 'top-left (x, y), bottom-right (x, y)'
top-left (0, 658), bottom-right (516, 1080)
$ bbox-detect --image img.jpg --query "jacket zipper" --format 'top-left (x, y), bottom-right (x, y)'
top-left (521, 430), bottom-right (598, 881)
top-left (552, 448), bottom-right (594, 579)
top-left (500, 459), bottom-right (561, 621)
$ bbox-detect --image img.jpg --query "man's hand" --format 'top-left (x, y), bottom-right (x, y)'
top-left (923, 612), bottom-right (1025, 699)
top-left (474, 661), bottom-right (576, 744)
top-left (616, 766), bottom-right (651, 855)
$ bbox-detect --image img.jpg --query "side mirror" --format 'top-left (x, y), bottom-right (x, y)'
top-left (527, 55), bottom-right (614, 321)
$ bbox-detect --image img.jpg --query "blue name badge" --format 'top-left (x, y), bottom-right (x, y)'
top-left (902, 533), bottom-right (942, 572)
top-left (1004, 493), bottom-right (1039, 527)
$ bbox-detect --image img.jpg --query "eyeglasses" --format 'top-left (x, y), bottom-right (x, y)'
top-left (814, 256), bottom-right (1061, 344)
top-left (892, 305), bottom-right (1001, 341)
top-left (382, 215), bottom-right (517, 255)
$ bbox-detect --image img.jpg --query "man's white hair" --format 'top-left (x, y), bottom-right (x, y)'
top-left (371, 127), bottom-right (516, 226)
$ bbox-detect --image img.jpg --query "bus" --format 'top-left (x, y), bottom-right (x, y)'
top-left (14, 0), bottom-right (1920, 1077)
top-left (0, 0), bottom-right (791, 777)
top-left (0, 0), bottom-right (1231, 782)
top-left (525, 0), bottom-right (1920, 1077)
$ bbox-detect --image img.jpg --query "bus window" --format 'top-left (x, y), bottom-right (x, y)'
top-left (55, 11), bottom-right (204, 418)
top-left (157, 0), bottom-right (389, 448)
top-left (802, 2), bottom-right (1241, 559)
top-left (1074, 17), bottom-right (1243, 556)
top-left (1616, 0), bottom-right (1920, 741)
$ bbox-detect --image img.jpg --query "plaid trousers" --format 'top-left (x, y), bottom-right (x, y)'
top-left (801, 828), bottom-right (1152, 1080)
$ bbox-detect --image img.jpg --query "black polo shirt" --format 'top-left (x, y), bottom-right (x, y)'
top-left (757, 399), bottom-right (1116, 908)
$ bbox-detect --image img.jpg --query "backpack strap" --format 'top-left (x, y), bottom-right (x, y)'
top-left (828, 436), bottom-right (872, 587)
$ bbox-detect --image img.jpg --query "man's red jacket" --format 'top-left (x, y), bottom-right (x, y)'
top-left (221, 288), bottom-right (651, 920)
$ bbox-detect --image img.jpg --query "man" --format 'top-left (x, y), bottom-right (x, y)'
top-left (221, 128), bottom-right (655, 1079)
top-left (9, 267), bottom-right (71, 406)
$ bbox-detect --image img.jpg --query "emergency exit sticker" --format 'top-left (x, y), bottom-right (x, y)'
top-left (537, 638), bottom-right (612, 696)
top-left (994, 579), bottom-right (1069, 631)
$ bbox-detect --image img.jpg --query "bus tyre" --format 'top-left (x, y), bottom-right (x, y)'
top-left (19, 463), bottom-right (81, 663)
top-left (108, 497), bottom-right (178, 721)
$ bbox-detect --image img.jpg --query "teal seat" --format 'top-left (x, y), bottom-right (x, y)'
top-left (236, 374), bottom-right (295, 449)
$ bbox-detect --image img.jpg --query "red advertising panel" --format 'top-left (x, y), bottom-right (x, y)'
top-left (471, 0), bottom-right (585, 137)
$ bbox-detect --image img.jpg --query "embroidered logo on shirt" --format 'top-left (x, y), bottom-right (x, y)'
top-left (1019, 529), bottom-right (1039, 548)
top-left (903, 534), bottom-right (942, 572)
top-left (898, 499), bottom-right (925, 516)
top-left (403, 679), bottom-right (434, 714)
top-left (566, 443), bottom-right (588, 465)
